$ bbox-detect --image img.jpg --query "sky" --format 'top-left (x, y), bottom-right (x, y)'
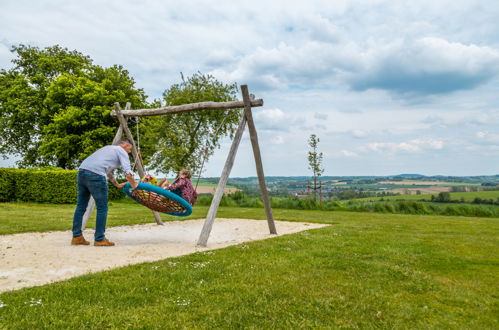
top-left (1, 0), bottom-right (499, 177)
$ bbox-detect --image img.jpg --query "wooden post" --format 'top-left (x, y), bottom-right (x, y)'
top-left (114, 103), bottom-right (164, 225)
top-left (241, 85), bottom-right (277, 234)
top-left (197, 112), bottom-right (247, 247)
top-left (81, 105), bottom-right (128, 230)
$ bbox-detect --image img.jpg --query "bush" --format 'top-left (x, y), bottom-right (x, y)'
top-left (0, 168), bottom-right (21, 202)
top-left (0, 168), bottom-right (124, 203)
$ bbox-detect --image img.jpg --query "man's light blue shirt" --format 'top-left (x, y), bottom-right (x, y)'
top-left (79, 145), bottom-right (133, 178)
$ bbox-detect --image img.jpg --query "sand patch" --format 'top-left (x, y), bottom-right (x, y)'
top-left (0, 218), bottom-right (327, 293)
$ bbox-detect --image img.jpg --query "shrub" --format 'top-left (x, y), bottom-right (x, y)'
top-left (0, 168), bottom-right (124, 203)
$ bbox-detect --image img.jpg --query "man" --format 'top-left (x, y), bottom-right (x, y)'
top-left (71, 138), bottom-right (138, 246)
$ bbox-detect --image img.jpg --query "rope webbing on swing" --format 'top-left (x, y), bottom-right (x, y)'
top-left (123, 182), bottom-right (193, 216)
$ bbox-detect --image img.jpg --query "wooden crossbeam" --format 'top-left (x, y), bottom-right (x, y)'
top-left (110, 99), bottom-right (263, 117)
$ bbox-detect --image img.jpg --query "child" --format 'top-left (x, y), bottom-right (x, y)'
top-left (158, 169), bottom-right (197, 206)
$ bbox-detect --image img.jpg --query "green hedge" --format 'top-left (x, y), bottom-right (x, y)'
top-left (0, 168), bottom-right (124, 203)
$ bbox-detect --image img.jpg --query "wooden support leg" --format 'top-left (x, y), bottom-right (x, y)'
top-left (197, 112), bottom-right (247, 247)
top-left (241, 85), bottom-right (277, 234)
top-left (114, 103), bottom-right (164, 225)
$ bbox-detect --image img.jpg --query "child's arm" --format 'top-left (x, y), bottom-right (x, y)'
top-left (158, 178), bottom-right (170, 189)
top-left (167, 178), bottom-right (186, 191)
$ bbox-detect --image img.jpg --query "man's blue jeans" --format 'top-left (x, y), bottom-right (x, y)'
top-left (72, 170), bottom-right (109, 241)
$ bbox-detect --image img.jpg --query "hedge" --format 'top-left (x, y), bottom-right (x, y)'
top-left (0, 168), bottom-right (124, 203)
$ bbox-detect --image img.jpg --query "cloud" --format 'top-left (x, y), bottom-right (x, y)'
top-left (209, 40), bottom-right (361, 91)
top-left (253, 108), bottom-right (300, 131)
top-left (340, 150), bottom-right (359, 157)
top-left (212, 36), bottom-right (499, 96)
top-left (351, 130), bottom-right (368, 138)
top-left (314, 112), bottom-right (328, 120)
top-left (271, 136), bottom-right (285, 144)
top-left (365, 138), bottom-right (445, 154)
top-left (475, 131), bottom-right (499, 144)
top-left (348, 37), bottom-right (499, 95)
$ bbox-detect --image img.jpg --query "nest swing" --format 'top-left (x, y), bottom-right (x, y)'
top-left (123, 182), bottom-right (192, 217)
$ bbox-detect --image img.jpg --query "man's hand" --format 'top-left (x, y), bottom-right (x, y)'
top-left (126, 173), bottom-right (139, 189)
top-left (115, 182), bottom-right (127, 188)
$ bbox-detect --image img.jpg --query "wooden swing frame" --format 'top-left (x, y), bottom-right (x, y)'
top-left (81, 85), bottom-right (276, 247)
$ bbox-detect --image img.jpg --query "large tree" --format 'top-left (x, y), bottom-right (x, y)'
top-left (141, 73), bottom-right (242, 176)
top-left (0, 44), bottom-right (146, 169)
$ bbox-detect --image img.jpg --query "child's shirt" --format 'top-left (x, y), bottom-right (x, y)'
top-left (168, 178), bottom-right (197, 206)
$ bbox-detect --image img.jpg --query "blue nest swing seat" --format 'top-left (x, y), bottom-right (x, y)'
top-left (123, 182), bottom-right (192, 217)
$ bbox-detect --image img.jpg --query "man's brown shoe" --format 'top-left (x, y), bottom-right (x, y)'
top-left (94, 238), bottom-right (115, 247)
top-left (71, 235), bottom-right (90, 245)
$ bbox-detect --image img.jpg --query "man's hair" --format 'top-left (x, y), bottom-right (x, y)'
top-left (118, 138), bottom-right (133, 145)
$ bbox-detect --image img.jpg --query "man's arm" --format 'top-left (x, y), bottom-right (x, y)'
top-left (116, 148), bottom-right (138, 188)
top-left (107, 172), bottom-right (138, 189)
top-left (125, 173), bottom-right (138, 188)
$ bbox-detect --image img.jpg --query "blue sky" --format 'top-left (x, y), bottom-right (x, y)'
top-left (1, 0), bottom-right (498, 177)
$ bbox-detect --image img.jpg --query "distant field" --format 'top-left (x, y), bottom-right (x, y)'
top-left (196, 186), bottom-right (239, 194)
top-left (361, 190), bottom-right (499, 202)
top-left (194, 181), bottom-right (237, 188)
top-left (378, 180), bottom-right (480, 186)
top-left (390, 186), bottom-right (451, 195)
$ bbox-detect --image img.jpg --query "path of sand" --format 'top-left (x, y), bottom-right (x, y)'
top-left (0, 219), bottom-right (327, 293)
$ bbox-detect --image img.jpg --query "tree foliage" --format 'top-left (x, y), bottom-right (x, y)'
top-left (0, 44), bottom-right (146, 169)
top-left (308, 134), bottom-right (324, 200)
top-left (141, 73), bottom-right (241, 176)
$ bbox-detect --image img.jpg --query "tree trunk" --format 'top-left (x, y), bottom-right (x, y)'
top-left (314, 175), bottom-right (317, 201)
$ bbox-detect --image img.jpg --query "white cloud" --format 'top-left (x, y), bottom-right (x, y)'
top-left (314, 112), bottom-right (328, 120)
top-left (349, 37), bottom-right (499, 95)
top-left (475, 131), bottom-right (499, 143)
top-left (254, 108), bottom-right (285, 121)
top-left (340, 150), bottom-right (359, 157)
top-left (352, 130), bottom-right (368, 138)
top-left (253, 108), bottom-right (302, 131)
top-left (271, 136), bottom-right (285, 145)
top-left (365, 138), bottom-right (445, 154)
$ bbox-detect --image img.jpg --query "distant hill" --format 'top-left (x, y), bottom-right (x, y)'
top-left (396, 174), bottom-right (424, 178)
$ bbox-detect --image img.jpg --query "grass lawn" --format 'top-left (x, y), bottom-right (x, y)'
top-left (0, 201), bottom-right (498, 328)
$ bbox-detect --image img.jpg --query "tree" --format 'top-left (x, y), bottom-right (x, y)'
top-left (436, 191), bottom-right (451, 202)
top-left (0, 44), bottom-right (146, 168)
top-left (308, 134), bottom-right (324, 200)
top-left (141, 73), bottom-right (241, 176)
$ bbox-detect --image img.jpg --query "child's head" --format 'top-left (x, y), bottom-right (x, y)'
top-left (179, 168), bottom-right (191, 179)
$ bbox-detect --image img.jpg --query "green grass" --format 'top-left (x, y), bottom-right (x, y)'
top-left (362, 190), bottom-right (499, 202)
top-left (0, 202), bottom-right (498, 328)
top-left (0, 200), bottom-right (208, 235)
